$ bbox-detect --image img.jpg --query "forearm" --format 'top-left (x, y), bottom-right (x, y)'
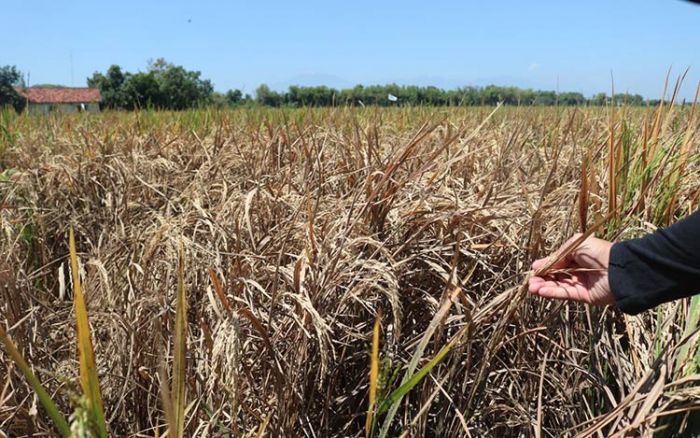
top-left (609, 210), bottom-right (700, 315)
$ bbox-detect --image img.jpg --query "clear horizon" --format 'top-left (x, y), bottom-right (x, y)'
top-left (4, 0), bottom-right (700, 99)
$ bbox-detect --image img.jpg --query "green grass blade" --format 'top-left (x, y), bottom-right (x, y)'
top-left (0, 326), bottom-right (71, 436)
top-left (69, 227), bottom-right (108, 437)
top-left (675, 295), bottom-right (700, 375)
top-left (654, 307), bottom-right (665, 359)
top-left (378, 286), bottom-right (462, 437)
top-left (377, 333), bottom-right (456, 416)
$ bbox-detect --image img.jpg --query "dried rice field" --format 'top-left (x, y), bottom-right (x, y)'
top-left (0, 104), bottom-right (699, 437)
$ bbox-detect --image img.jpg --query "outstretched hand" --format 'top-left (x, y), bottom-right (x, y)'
top-left (528, 234), bottom-right (615, 306)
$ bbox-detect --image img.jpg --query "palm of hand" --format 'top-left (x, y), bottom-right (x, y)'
top-left (530, 269), bottom-right (612, 305)
top-left (528, 236), bottom-right (615, 306)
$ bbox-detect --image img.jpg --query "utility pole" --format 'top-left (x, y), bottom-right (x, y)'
top-left (70, 50), bottom-right (74, 86)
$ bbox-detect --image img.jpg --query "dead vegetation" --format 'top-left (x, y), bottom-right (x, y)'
top-left (0, 100), bottom-right (699, 436)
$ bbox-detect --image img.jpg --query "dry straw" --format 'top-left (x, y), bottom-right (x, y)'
top-left (0, 89), bottom-right (698, 436)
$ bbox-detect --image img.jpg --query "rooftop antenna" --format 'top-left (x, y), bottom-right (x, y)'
top-left (70, 50), bottom-right (74, 86)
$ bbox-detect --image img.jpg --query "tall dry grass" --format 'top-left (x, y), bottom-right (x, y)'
top-left (0, 102), bottom-right (698, 436)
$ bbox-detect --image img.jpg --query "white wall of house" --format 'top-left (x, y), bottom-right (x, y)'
top-left (27, 103), bottom-right (100, 115)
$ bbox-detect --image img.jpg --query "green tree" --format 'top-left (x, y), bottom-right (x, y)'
top-left (613, 93), bottom-right (645, 106)
top-left (87, 65), bottom-right (130, 109)
top-left (156, 65), bottom-right (213, 110)
top-left (518, 89), bottom-right (536, 105)
top-left (285, 86), bottom-right (302, 106)
top-left (123, 71), bottom-right (162, 109)
top-left (225, 89), bottom-right (243, 106)
top-left (255, 84), bottom-right (282, 107)
top-left (533, 90), bottom-right (557, 106)
top-left (559, 92), bottom-right (586, 106)
top-left (0, 65), bottom-right (26, 112)
top-left (89, 60), bottom-right (213, 110)
top-left (591, 92), bottom-right (608, 106)
top-left (481, 85), bottom-right (501, 105)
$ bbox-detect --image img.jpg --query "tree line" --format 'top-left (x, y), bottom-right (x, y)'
top-left (0, 61), bottom-right (676, 111)
top-left (250, 83), bottom-right (651, 107)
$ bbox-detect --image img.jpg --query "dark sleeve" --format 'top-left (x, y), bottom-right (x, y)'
top-left (609, 210), bottom-right (700, 315)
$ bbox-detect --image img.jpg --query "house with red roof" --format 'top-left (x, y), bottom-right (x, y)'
top-left (16, 87), bottom-right (101, 114)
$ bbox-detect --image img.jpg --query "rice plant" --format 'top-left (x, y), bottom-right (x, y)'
top-left (0, 98), bottom-right (698, 436)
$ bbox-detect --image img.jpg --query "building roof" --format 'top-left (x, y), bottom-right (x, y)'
top-left (16, 87), bottom-right (102, 104)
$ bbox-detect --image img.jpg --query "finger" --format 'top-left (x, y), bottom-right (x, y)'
top-left (537, 284), bottom-right (586, 302)
top-left (532, 253), bottom-right (574, 272)
top-left (531, 258), bottom-right (547, 271)
top-left (560, 276), bottom-right (581, 287)
top-left (541, 280), bottom-right (568, 289)
top-left (534, 286), bottom-right (571, 300)
top-left (528, 276), bottom-right (545, 293)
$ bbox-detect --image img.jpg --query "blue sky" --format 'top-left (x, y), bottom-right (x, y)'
top-left (4, 0), bottom-right (700, 99)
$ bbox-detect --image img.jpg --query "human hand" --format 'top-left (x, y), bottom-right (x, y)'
top-left (528, 234), bottom-right (615, 306)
